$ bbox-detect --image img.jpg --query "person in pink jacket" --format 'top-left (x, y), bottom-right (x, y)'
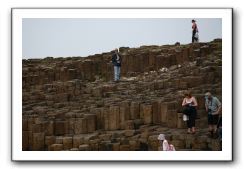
top-left (158, 134), bottom-right (176, 151)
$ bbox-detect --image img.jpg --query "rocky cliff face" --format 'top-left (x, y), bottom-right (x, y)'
top-left (22, 39), bottom-right (222, 151)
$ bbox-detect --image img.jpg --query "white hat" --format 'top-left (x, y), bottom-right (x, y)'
top-left (158, 134), bottom-right (165, 140)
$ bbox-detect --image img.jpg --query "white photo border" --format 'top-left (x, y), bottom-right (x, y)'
top-left (12, 8), bottom-right (232, 161)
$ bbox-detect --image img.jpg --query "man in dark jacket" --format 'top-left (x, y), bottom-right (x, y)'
top-left (111, 48), bottom-right (122, 82)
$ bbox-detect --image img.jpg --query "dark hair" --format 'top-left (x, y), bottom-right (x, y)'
top-left (192, 19), bottom-right (196, 22)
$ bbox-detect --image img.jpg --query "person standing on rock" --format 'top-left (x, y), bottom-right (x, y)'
top-left (205, 92), bottom-right (222, 138)
top-left (157, 134), bottom-right (176, 151)
top-left (182, 91), bottom-right (198, 134)
top-left (192, 19), bottom-right (199, 43)
top-left (111, 48), bottom-right (122, 82)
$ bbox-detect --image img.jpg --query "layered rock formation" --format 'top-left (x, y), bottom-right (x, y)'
top-left (22, 39), bottom-right (222, 151)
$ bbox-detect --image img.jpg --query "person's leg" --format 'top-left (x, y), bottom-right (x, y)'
top-left (187, 120), bottom-right (191, 133)
top-left (192, 30), bottom-right (196, 43)
top-left (208, 114), bottom-right (214, 137)
top-left (191, 108), bottom-right (197, 133)
top-left (114, 66), bottom-right (118, 81)
top-left (212, 115), bottom-right (219, 138)
top-left (118, 66), bottom-right (121, 80)
top-left (213, 115), bottom-right (219, 132)
top-left (114, 66), bottom-right (116, 81)
top-left (187, 110), bottom-right (193, 133)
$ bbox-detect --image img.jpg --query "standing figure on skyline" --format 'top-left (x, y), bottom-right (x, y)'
top-left (192, 19), bottom-right (199, 43)
top-left (111, 48), bottom-right (122, 82)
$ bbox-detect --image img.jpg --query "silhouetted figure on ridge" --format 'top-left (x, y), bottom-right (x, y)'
top-left (111, 48), bottom-right (122, 82)
top-left (192, 19), bottom-right (199, 43)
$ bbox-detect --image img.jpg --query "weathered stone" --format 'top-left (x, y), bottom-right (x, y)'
top-left (192, 135), bottom-right (209, 150)
top-left (120, 101), bottom-right (130, 120)
top-left (27, 131), bottom-right (33, 150)
top-left (49, 144), bottom-right (64, 151)
top-left (74, 118), bottom-right (87, 134)
top-left (171, 140), bottom-right (185, 149)
top-left (99, 134), bottom-right (112, 141)
top-left (45, 136), bottom-right (55, 148)
top-left (54, 121), bottom-right (65, 136)
top-left (93, 108), bottom-right (102, 129)
top-left (73, 135), bottom-right (84, 148)
top-left (152, 100), bottom-right (161, 124)
top-left (22, 131), bottom-right (29, 150)
top-left (124, 130), bottom-right (135, 137)
top-left (99, 141), bottom-right (113, 151)
top-left (124, 120), bottom-right (134, 130)
top-left (70, 148), bottom-right (79, 151)
top-left (89, 139), bottom-right (99, 151)
top-left (63, 137), bottom-right (73, 150)
top-left (142, 104), bottom-right (152, 124)
top-left (147, 135), bottom-right (159, 151)
top-left (32, 132), bottom-right (45, 150)
top-left (134, 119), bottom-right (144, 129)
top-left (160, 103), bottom-right (168, 124)
top-left (45, 121), bottom-right (54, 136)
top-left (112, 143), bottom-right (120, 151)
top-left (27, 117), bottom-right (35, 131)
top-left (129, 140), bottom-right (140, 151)
top-left (79, 144), bottom-right (90, 151)
top-left (55, 136), bottom-right (63, 144)
top-left (209, 139), bottom-right (222, 151)
top-left (65, 118), bottom-right (75, 135)
top-left (22, 118), bottom-right (28, 131)
top-left (109, 106), bottom-right (120, 130)
top-left (102, 107), bottom-right (109, 130)
top-left (196, 118), bottom-right (208, 128)
top-left (84, 114), bottom-right (96, 133)
top-left (32, 124), bottom-right (43, 133)
top-left (119, 145), bottom-right (130, 151)
top-left (22, 40), bottom-right (222, 152)
top-left (167, 110), bottom-right (178, 128)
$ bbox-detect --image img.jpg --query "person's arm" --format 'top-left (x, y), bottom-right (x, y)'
top-left (119, 54), bottom-right (122, 62)
top-left (212, 106), bottom-right (221, 115)
top-left (182, 98), bottom-right (186, 106)
top-left (216, 105), bottom-right (222, 115)
top-left (192, 97), bottom-right (198, 107)
top-left (212, 98), bottom-right (222, 115)
top-left (205, 100), bottom-right (208, 112)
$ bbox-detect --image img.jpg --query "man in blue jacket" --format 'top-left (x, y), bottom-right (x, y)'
top-left (111, 48), bottom-right (122, 82)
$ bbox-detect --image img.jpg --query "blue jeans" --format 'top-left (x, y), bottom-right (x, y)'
top-left (114, 66), bottom-right (121, 81)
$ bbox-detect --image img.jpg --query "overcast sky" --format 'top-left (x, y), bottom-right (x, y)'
top-left (22, 18), bottom-right (222, 59)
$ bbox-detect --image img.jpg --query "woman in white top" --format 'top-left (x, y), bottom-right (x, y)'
top-left (182, 91), bottom-right (198, 134)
